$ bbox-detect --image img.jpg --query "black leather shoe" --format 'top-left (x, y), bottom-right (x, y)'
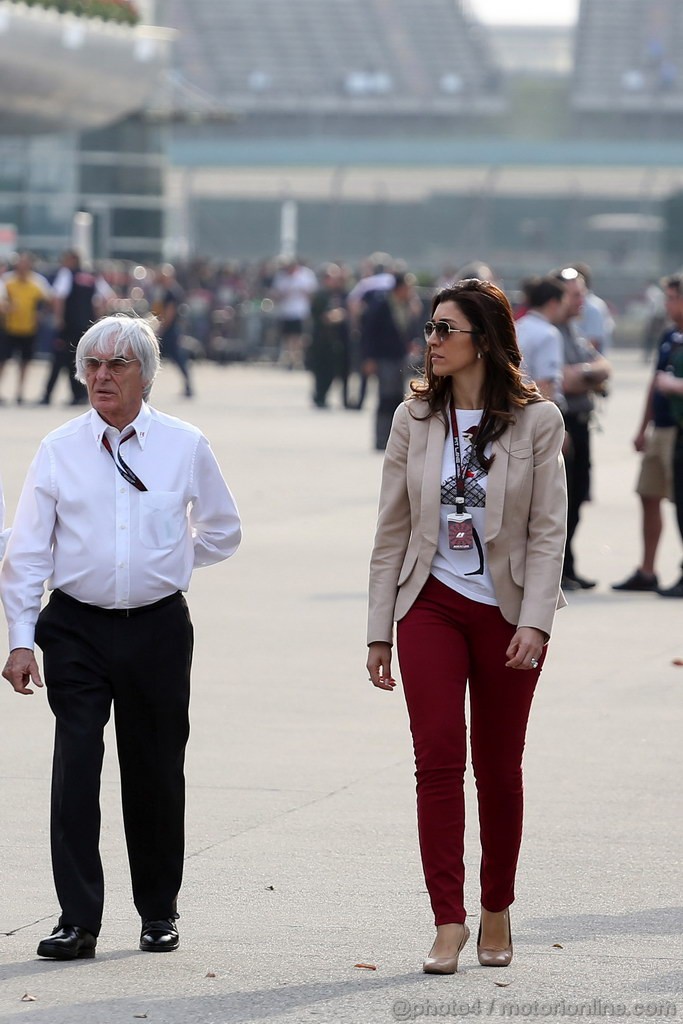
top-left (139, 918), bottom-right (179, 952)
top-left (37, 924), bottom-right (96, 960)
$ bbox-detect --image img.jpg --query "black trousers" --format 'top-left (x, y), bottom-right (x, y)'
top-left (43, 334), bottom-right (87, 403)
top-left (375, 359), bottom-right (405, 451)
top-left (35, 589), bottom-right (194, 936)
top-left (562, 413), bottom-right (592, 578)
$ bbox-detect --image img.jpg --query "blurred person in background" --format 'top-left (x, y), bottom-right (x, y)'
top-left (642, 278), bottom-right (667, 361)
top-left (271, 256), bottom-right (317, 370)
top-left (346, 253), bottom-right (396, 409)
top-left (361, 272), bottom-right (422, 451)
top-left (152, 264), bottom-right (193, 398)
top-left (40, 250), bottom-right (115, 407)
top-left (574, 262), bottom-right (614, 355)
top-left (454, 260), bottom-right (498, 285)
top-left (553, 268), bottom-right (611, 592)
top-left (0, 252), bottom-right (53, 405)
top-left (647, 275), bottom-right (683, 598)
top-left (515, 277), bottom-right (566, 405)
top-left (308, 264), bottom-right (351, 409)
top-left (366, 279), bottom-right (566, 974)
top-left (612, 274), bottom-right (683, 595)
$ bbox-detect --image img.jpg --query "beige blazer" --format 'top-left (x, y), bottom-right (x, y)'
top-left (368, 397), bottom-right (567, 645)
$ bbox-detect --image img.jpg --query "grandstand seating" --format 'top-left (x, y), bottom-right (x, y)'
top-left (163, 0), bottom-right (505, 116)
top-left (573, 0), bottom-right (683, 111)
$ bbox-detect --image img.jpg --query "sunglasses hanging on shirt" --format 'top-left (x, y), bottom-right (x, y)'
top-left (101, 431), bottom-right (148, 493)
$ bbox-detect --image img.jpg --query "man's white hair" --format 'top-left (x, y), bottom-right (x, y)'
top-left (75, 315), bottom-right (161, 397)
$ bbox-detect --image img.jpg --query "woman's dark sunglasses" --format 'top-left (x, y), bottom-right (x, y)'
top-left (423, 321), bottom-right (480, 342)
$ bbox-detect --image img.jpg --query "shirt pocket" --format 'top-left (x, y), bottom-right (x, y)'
top-left (139, 491), bottom-right (187, 549)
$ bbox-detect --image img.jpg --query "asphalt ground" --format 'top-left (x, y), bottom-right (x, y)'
top-left (0, 351), bottom-right (681, 1024)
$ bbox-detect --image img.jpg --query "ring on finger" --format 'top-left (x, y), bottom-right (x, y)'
top-left (530, 657), bottom-right (539, 669)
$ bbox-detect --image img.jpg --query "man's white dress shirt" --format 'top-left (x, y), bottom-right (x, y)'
top-left (0, 404), bottom-right (241, 651)
top-left (0, 474), bottom-right (9, 560)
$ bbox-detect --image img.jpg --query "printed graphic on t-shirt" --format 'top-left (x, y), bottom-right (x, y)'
top-left (440, 422), bottom-right (486, 508)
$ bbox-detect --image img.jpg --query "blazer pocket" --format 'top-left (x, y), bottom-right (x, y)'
top-left (509, 552), bottom-right (526, 586)
top-left (397, 551), bottom-right (419, 586)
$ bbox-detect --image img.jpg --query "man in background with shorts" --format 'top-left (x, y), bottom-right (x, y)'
top-left (612, 275), bottom-right (682, 593)
top-left (0, 252), bottom-right (53, 405)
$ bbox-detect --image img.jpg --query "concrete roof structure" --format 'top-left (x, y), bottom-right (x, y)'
top-left (0, 0), bottom-right (172, 134)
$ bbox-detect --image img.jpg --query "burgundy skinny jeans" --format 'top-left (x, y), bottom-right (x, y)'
top-left (396, 574), bottom-right (543, 926)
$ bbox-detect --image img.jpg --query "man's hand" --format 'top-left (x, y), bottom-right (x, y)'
top-left (367, 642), bottom-right (396, 691)
top-left (2, 648), bottom-right (43, 695)
top-left (655, 370), bottom-right (683, 397)
top-left (633, 429), bottom-right (648, 453)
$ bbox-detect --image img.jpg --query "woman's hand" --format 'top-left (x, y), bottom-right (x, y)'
top-left (505, 627), bottom-right (545, 671)
top-left (367, 642), bottom-right (396, 691)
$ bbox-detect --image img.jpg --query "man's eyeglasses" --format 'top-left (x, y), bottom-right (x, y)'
top-left (83, 356), bottom-right (140, 375)
top-left (423, 321), bottom-right (480, 342)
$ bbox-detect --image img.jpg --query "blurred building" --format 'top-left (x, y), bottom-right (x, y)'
top-left (573, 0), bottom-right (683, 135)
top-left (0, 0), bottom-right (172, 260)
top-left (150, 0), bottom-right (683, 303)
top-left (5, 0), bottom-right (683, 303)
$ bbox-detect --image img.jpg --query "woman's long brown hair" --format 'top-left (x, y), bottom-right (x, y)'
top-left (409, 278), bottom-right (542, 468)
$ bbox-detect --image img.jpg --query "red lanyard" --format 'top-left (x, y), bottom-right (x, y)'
top-left (102, 430), bottom-right (148, 493)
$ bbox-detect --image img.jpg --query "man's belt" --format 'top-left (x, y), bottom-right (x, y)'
top-left (52, 589), bottom-right (181, 618)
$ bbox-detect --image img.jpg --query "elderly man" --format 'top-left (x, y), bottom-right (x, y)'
top-left (1, 314), bottom-right (241, 960)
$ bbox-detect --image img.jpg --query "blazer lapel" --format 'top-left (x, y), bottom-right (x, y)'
top-left (420, 413), bottom-right (446, 544)
top-left (485, 431), bottom-right (510, 542)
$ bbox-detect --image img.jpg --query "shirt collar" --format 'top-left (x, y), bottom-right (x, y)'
top-left (91, 402), bottom-right (152, 450)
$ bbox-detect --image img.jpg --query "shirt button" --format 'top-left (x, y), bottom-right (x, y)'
top-left (120, 524), bottom-right (127, 530)
top-left (120, 487), bottom-right (125, 494)
top-left (118, 562), bottom-right (124, 568)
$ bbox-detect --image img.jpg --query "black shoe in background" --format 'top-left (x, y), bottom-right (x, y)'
top-left (657, 577), bottom-right (683, 598)
top-left (563, 572), bottom-right (597, 590)
top-left (611, 569), bottom-right (658, 592)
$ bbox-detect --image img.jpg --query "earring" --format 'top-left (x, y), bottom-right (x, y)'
top-left (477, 351), bottom-right (483, 359)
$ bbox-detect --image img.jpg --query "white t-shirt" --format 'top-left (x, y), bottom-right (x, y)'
top-left (430, 408), bottom-right (497, 606)
top-left (272, 265), bottom-right (317, 320)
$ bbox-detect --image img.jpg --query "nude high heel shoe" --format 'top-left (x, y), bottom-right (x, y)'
top-left (423, 923), bottom-right (470, 975)
top-left (477, 908), bottom-right (513, 967)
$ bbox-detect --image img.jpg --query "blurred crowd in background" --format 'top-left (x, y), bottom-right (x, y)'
top-left (0, 249), bottom-right (669, 406)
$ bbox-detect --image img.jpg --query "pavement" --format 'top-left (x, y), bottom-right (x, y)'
top-left (0, 352), bottom-right (681, 1024)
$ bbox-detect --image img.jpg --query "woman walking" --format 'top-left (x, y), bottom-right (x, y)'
top-left (367, 279), bottom-right (567, 973)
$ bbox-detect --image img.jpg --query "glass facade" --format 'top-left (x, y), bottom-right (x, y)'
top-left (0, 115), bottom-right (166, 262)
